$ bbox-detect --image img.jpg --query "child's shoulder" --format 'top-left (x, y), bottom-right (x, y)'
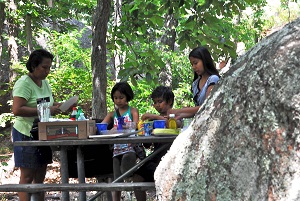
top-left (130, 106), bottom-right (139, 112)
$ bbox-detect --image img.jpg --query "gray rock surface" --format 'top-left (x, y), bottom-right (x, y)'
top-left (155, 17), bottom-right (300, 201)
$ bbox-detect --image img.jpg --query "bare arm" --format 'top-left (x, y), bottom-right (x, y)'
top-left (141, 113), bottom-right (166, 121)
top-left (101, 111), bottom-right (114, 124)
top-left (205, 85), bottom-right (214, 99)
top-left (169, 107), bottom-right (200, 119)
top-left (170, 84), bottom-right (216, 120)
top-left (131, 107), bottom-right (139, 123)
top-left (12, 97), bottom-right (38, 117)
top-left (12, 96), bottom-right (61, 117)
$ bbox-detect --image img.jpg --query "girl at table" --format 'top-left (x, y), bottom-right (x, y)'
top-left (170, 46), bottom-right (220, 120)
top-left (101, 81), bottom-right (139, 201)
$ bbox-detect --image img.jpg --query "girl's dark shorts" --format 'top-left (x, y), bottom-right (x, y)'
top-left (12, 127), bottom-right (52, 169)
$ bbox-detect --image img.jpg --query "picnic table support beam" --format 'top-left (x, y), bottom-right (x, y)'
top-left (88, 143), bottom-right (170, 201)
top-left (77, 146), bottom-right (86, 201)
top-left (60, 146), bottom-right (70, 201)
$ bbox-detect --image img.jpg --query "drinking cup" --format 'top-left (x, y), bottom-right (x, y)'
top-left (182, 118), bottom-right (193, 132)
top-left (125, 122), bottom-right (136, 132)
top-left (153, 120), bottom-right (166, 129)
top-left (143, 122), bottom-right (153, 136)
top-left (125, 121), bottom-right (137, 136)
top-left (96, 123), bottom-right (108, 135)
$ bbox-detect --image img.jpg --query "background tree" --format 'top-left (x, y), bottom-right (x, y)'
top-left (0, 0), bottom-right (299, 126)
top-left (91, 0), bottom-right (111, 120)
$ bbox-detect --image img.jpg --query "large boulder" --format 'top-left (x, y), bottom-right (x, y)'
top-left (155, 17), bottom-right (300, 200)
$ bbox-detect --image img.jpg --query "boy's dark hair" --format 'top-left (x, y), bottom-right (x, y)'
top-left (111, 82), bottom-right (134, 102)
top-left (151, 86), bottom-right (174, 107)
top-left (26, 49), bottom-right (54, 73)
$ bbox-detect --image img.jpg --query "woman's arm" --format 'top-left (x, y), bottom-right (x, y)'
top-left (12, 96), bottom-right (38, 117)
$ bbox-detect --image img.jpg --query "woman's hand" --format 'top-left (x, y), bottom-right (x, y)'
top-left (50, 105), bottom-right (61, 116)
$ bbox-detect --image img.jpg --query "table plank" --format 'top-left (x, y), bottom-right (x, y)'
top-left (0, 182), bottom-right (155, 192)
top-left (14, 136), bottom-right (176, 146)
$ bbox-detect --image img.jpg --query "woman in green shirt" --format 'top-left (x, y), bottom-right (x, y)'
top-left (12, 49), bottom-right (62, 201)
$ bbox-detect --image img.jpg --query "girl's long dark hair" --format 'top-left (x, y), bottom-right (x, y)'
top-left (189, 46), bottom-right (220, 83)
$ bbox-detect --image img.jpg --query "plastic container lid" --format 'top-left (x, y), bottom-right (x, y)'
top-left (169, 114), bottom-right (175, 118)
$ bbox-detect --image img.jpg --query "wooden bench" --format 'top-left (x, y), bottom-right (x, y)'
top-left (0, 182), bottom-right (155, 193)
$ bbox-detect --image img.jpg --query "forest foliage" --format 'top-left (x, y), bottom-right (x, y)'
top-left (0, 0), bottom-right (299, 123)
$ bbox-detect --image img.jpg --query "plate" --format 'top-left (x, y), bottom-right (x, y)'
top-left (89, 134), bottom-right (124, 139)
top-left (152, 128), bottom-right (180, 136)
top-left (153, 134), bottom-right (179, 137)
top-left (59, 96), bottom-right (78, 112)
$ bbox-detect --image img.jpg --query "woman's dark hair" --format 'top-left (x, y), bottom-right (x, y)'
top-left (151, 86), bottom-right (174, 107)
top-left (26, 49), bottom-right (54, 73)
top-left (189, 46), bottom-right (220, 82)
top-left (111, 82), bottom-right (134, 102)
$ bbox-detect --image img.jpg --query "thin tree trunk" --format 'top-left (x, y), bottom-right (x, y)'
top-left (47, 0), bottom-right (60, 68)
top-left (91, 0), bottom-right (111, 119)
top-left (25, 14), bottom-right (33, 53)
top-left (111, 0), bottom-right (122, 81)
top-left (0, 2), bottom-right (11, 114)
top-left (159, 14), bottom-right (177, 86)
top-left (7, 0), bottom-right (18, 63)
top-left (0, 2), bottom-right (4, 63)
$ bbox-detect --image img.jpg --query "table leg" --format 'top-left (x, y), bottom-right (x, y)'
top-left (77, 146), bottom-right (86, 201)
top-left (60, 146), bottom-right (70, 201)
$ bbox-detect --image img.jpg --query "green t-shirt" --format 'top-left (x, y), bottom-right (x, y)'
top-left (13, 75), bottom-right (54, 137)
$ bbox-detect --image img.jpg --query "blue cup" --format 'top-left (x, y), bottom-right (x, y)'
top-left (96, 123), bottom-right (108, 135)
top-left (153, 120), bottom-right (166, 129)
top-left (117, 116), bottom-right (125, 130)
top-left (143, 122), bottom-right (153, 136)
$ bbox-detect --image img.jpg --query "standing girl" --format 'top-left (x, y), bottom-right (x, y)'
top-left (101, 82), bottom-right (139, 201)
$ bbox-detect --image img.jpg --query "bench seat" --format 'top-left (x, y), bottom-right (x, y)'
top-left (0, 182), bottom-right (155, 193)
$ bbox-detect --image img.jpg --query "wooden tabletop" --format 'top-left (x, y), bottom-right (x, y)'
top-left (14, 135), bottom-right (177, 146)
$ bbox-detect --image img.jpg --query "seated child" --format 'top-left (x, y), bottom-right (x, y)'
top-left (101, 82), bottom-right (139, 201)
top-left (133, 86), bottom-right (178, 201)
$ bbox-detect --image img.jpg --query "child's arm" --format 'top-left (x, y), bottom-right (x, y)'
top-left (141, 113), bottom-right (166, 121)
top-left (101, 111), bottom-right (114, 124)
top-left (131, 107), bottom-right (139, 123)
top-left (169, 107), bottom-right (200, 120)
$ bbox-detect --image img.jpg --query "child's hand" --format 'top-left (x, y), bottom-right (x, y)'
top-left (141, 113), bottom-right (152, 121)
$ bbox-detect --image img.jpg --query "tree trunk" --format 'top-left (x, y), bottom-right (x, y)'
top-left (91, 0), bottom-right (111, 119)
top-left (155, 17), bottom-right (300, 201)
top-left (25, 14), bottom-right (33, 53)
top-left (7, 0), bottom-right (18, 63)
top-left (111, 0), bottom-right (122, 81)
top-left (0, 1), bottom-right (11, 114)
top-left (159, 14), bottom-right (177, 86)
top-left (0, 2), bottom-right (4, 64)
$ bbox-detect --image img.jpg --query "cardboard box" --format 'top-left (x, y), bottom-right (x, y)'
top-left (38, 120), bottom-right (96, 140)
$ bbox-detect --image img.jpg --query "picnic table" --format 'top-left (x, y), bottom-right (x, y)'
top-left (11, 134), bottom-right (176, 201)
